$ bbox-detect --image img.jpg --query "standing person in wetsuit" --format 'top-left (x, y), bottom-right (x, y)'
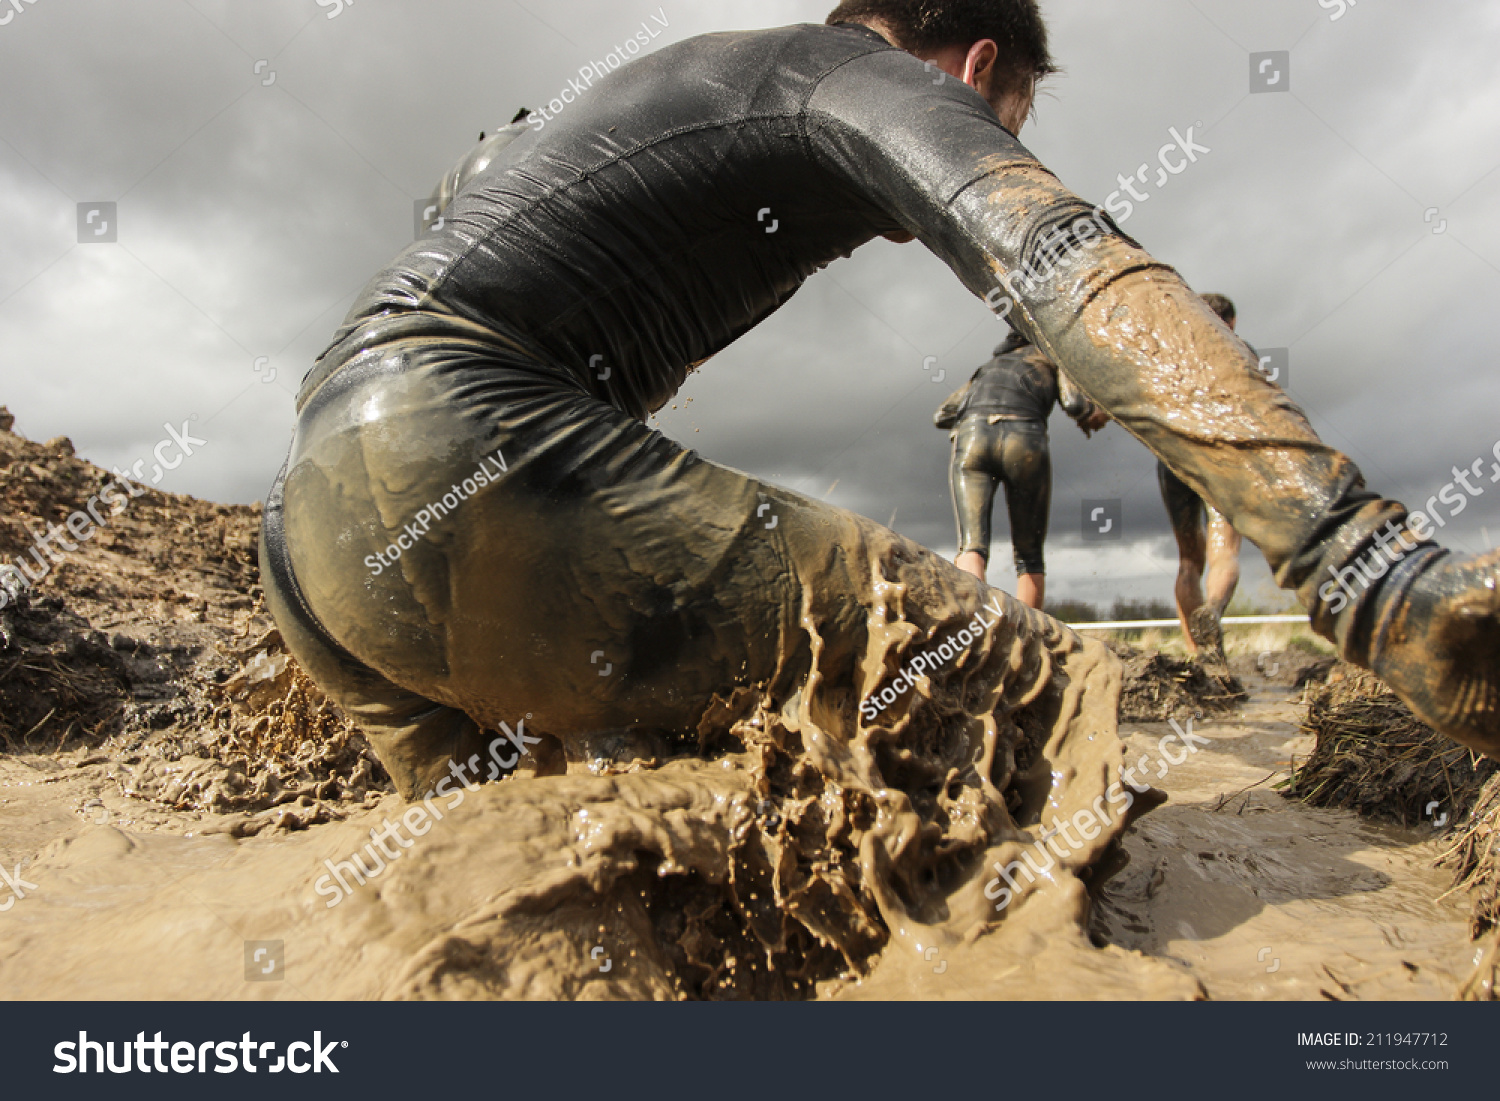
top-left (1158, 293), bottom-right (1245, 660)
top-left (938, 331), bottom-right (1104, 606)
top-left (262, 0), bottom-right (1500, 805)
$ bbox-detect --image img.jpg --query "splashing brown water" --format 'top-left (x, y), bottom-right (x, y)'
top-left (0, 512), bottom-right (1207, 999)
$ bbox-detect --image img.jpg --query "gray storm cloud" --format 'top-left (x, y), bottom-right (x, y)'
top-left (2, 0), bottom-right (1497, 607)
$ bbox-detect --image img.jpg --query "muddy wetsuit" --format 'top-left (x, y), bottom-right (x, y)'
top-left (262, 22), bottom-right (1499, 797)
top-left (945, 341), bottom-right (1092, 575)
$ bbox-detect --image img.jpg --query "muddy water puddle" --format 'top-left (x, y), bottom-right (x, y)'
top-left (1093, 674), bottom-right (1474, 999)
top-left (0, 672), bottom-right (1477, 1000)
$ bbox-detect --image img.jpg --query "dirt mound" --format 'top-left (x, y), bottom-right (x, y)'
top-left (0, 591), bottom-right (133, 749)
top-left (1285, 662), bottom-right (1500, 996)
top-left (1107, 641), bottom-right (1247, 722)
top-left (0, 414), bottom-right (390, 828)
top-left (0, 420), bottom-right (260, 633)
top-left (119, 628), bottom-right (390, 834)
top-left (1228, 648), bottom-right (1336, 690)
top-left (1284, 664), bottom-right (1497, 829)
top-left (1439, 773), bottom-right (1500, 941)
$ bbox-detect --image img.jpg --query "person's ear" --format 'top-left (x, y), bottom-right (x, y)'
top-left (962, 39), bottom-right (999, 90)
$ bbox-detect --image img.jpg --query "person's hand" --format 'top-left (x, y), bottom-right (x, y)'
top-left (1082, 409), bottom-right (1110, 434)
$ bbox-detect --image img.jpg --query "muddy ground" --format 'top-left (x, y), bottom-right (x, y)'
top-left (0, 417), bottom-right (1493, 1000)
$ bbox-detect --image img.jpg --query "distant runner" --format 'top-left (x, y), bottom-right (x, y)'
top-left (263, 0), bottom-right (1500, 803)
top-left (937, 331), bottom-right (1105, 606)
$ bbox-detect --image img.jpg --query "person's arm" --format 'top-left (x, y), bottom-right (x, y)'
top-left (804, 47), bottom-right (1354, 592)
top-left (934, 378), bottom-right (973, 430)
top-left (1055, 367), bottom-right (1105, 437)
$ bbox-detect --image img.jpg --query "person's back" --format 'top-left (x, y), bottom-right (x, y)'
top-left (958, 345), bottom-right (1060, 424)
top-left (940, 334), bottom-right (1099, 604)
top-left (312, 23), bottom-right (992, 423)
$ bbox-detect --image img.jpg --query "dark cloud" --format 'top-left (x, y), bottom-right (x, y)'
top-left (3, 0), bottom-right (1498, 611)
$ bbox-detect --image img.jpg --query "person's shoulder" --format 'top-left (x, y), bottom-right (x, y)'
top-left (681, 22), bottom-right (890, 57)
top-left (657, 23), bottom-right (893, 93)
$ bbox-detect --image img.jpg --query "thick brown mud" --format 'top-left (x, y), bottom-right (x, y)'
top-left (1092, 675), bottom-right (1477, 999)
top-left (2, 670), bottom-right (1483, 1000)
top-left (0, 420), bottom-right (1486, 1000)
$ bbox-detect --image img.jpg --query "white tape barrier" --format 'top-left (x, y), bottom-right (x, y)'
top-left (1067, 614), bottom-right (1308, 632)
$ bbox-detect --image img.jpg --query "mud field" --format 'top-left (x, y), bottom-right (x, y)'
top-left (1, 418), bottom-right (1495, 1000)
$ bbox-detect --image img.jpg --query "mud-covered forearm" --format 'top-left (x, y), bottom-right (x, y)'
top-left (947, 162), bottom-right (1405, 611)
top-left (807, 51), bottom-right (1417, 643)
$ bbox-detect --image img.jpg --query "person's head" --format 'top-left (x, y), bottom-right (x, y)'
top-left (826, 0), bottom-right (1056, 134)
top-left (994, 328), bottom-right (1031, 356)
top-left (1202, 292), bottom-right (1237, 331)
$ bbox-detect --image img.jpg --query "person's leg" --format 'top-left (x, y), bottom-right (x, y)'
top-left (998, 423), bottom-right (1050, 611)
top-left (949, 422), bottom-right (1000, 583)
top-left (269, 339), bottom-right (1144, 941)
top-left (1016, 573), bottom-right (1044, 609)
top-left (261, 467), bottom-right (509, 799)
top-left (1157, 461), bottom-right (1207, 653)
top-left (1203, 505), bottom-right (1242, 617)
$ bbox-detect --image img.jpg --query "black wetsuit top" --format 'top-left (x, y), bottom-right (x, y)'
top-left (314, 22), bottom-right (1074, 423)
top-left (958, 348), bottom-right (1062, 424)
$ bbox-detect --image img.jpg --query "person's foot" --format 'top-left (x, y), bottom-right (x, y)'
top-left (1369, 548), bottom-right (1500, 757)
top-left (1187, 604), bottom-right (1227, 667)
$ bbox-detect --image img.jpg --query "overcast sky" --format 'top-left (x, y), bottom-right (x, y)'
top-left (3, 0), bottom-right (1499, 611)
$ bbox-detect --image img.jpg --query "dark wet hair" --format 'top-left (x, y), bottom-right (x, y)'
top-left (1201, 293), bottom-right (1236, 324)
top-left (993, 329), bottom-right (1032, 356)
top-left (827, 0), bottom-right (1057, 93)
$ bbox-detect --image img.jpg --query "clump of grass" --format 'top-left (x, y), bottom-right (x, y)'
top-left (1286, 666), bottom-right (1496, 829)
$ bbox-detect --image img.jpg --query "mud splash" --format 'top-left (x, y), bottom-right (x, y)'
top-left (1, 495), bottom-right (1198, 997)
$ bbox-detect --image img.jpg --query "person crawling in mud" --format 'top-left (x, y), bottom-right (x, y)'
top-left (261, 0), bottom-right (1500, 805)
top-left (1157, 295), bottom-right (1245, 662)
top-left (935, 330), bottom-right (1105, 604)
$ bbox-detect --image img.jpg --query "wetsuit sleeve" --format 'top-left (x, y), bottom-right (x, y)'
top-left (803, 48), bottom-right (1327, 536)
